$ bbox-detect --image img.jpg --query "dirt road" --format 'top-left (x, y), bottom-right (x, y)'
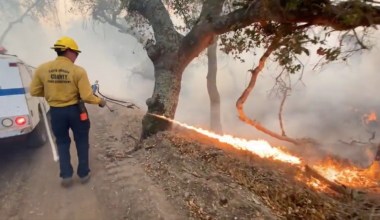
top-left (0, 106), bottom-right (183, 220)
top-left (0, 141), bottom-right (107, 220)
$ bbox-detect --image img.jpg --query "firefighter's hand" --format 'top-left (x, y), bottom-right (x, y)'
top-left (99, 98), bottom-right (107, 108)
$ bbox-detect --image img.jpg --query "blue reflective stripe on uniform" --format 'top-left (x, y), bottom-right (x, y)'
top-left (0, 88), bottom-right (26, 96)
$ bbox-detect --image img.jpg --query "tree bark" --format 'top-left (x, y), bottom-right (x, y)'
top-left (128, 0), bottom-right (224, 139)
top-left (207, 36), bottom-right (222, 133)
top-left (140, 52), bottom-right (183, 139)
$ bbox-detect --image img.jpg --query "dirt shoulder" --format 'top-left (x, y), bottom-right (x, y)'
top-left (89, 105), bottom-right (184, 220)
top-left (92, 104), bottom-right (275, 219)
top-left (96, 104), bottom-right (380, 219)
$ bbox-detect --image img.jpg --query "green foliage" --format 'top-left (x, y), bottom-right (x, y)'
top-left (70, 0), bottom-right (373, 76)
top-left (220, 19), bottom-right (371, 74)
top-left (219, 0), bottom-right (374, 74)
top-left (316, 47), bottom-right (341, 61)
top-left (222, 0), bottom-right (376, 76)
top-left (220, 21), bottom-right (318, 73)
top-left (220, 24), bottom-right (262, 62)
top-left (284, 0), bottom-right (303, 11)
top-left (336, 1), bottom-right (376, 28)
top-left (162, 0), bottom-right (202, 31)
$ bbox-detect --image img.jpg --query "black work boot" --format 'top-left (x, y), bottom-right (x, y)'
top-left (61, 177), bottom-right (73, 188)
top-left (80, 173), bottom-right (91, 184)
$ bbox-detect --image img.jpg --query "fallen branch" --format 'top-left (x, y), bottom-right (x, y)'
top-left (304, 165), bottom-right (354, 197)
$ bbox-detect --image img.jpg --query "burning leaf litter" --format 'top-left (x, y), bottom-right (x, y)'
top-left (152, 114), bottom-right (301, 164)
top-left (141, 131), bottom-right (380, 219)
top-left (151, 114), bottom-right (379, 193)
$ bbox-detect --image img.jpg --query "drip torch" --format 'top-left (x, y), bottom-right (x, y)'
top-left (91, 80), bottom-right (140, 112)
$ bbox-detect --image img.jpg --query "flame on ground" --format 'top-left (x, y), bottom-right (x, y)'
top-left (152, 114), bottom-right (301, 164)
top-left (152, 114), bottom-right (378, 191)
top-left (295, 173), bottom-right (330, 191)
top-left (311, 160), bottom-right (378, 189)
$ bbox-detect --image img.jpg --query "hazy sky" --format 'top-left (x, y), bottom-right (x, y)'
top-left (1, 1), bottom-right (379, 163)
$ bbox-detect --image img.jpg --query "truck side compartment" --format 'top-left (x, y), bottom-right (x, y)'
top-left (0, 55), bottom-right (44, 139)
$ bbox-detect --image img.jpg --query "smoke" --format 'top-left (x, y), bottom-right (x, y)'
top-left (1, 15), bottom-right (152, 108)
top-left (177, 32), bottom-right (380, 165)
top-left (2, 3), bottom-right (379, 164)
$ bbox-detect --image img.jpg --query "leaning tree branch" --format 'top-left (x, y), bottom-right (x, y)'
top-left (236, 36), bottom-right (304, 145)
top-left (0, 0), bottom-right (43, 45)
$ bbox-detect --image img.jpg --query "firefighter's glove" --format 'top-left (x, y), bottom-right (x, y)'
top-left (99, 98), bottom-right (107, 108)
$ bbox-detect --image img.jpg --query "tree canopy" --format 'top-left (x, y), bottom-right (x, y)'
top-left (73, 0), bottom-right (380, 70)
top-left (71, 0), bottom-right (380, 139)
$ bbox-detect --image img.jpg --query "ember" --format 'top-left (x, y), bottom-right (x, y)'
top-left (363, 111), bottom-right (377, 125)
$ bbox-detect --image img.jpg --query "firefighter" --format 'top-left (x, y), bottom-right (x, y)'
top-left (30, 36), bottom-right (106, 187)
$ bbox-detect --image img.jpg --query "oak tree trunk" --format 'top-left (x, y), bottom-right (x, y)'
top-left (206, 37), bottom-right (222, 133)
top-left (141, 53), bottom-right (184, 139)
top-left (129, 0), bottom-right (223, 140)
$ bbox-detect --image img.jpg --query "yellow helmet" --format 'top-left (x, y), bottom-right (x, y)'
top-left (51, 36), bottom-right (81, 53)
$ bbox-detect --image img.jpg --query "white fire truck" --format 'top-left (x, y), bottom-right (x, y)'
top-left (0, 48), bottom-right (49, 148)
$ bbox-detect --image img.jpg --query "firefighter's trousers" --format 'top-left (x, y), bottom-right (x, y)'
top-left (50, 104), bottom-right (91, 179)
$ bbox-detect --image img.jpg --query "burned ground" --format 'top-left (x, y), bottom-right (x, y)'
top-left (98, 105), bottom-right (380, 219)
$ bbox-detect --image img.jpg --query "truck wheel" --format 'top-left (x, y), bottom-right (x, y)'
top-left (27, 109), bottom-right (48, 148)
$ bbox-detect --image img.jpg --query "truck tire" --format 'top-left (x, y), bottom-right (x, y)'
top-left (27, 108), bottom-right (48, 148)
